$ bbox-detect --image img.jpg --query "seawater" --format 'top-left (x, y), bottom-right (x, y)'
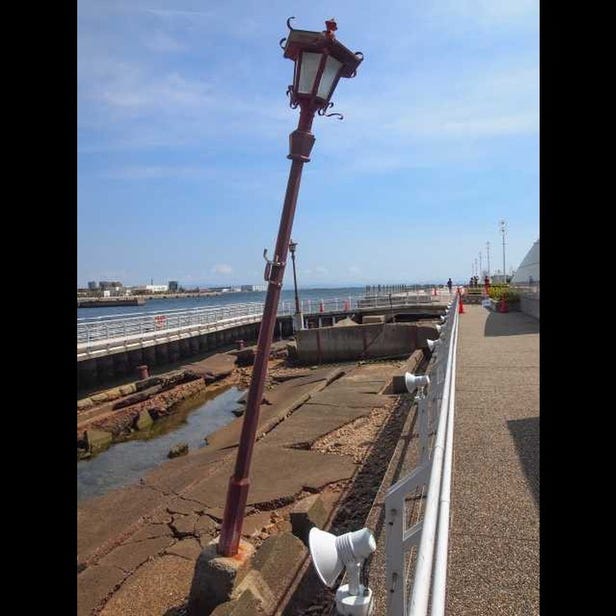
top-left (77, 385), bottom-right (244, 503)
top-left (77, 287), bottom-right (366, 320)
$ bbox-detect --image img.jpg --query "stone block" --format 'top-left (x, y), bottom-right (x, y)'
top-left (168, 442), bottom-right (189, 458)
top-left (363, 315), bottom-right (385, 324)
top-left (85, 428), bottom-right (113, 454)
top-left (249, 532), bottom-right (306, 593)
top-left (187, 538), bottom-right (255, 616)
top-left (290, 495), bottom-right (328, 546)
top-left (77, 398), bottom-right (93, 411)
top-left (134, 409), bottom-right (153, 431)
top-left (119, 384), bottom-right (136, 396)
top-left (209, 589), bottom-right (260, 616)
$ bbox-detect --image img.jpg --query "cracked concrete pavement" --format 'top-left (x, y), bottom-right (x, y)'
top-left (77, 362), bottom-right (404, 615)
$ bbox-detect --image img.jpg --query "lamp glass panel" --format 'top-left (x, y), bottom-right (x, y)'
top-left (316, 55), bottom-right (343, 100)
top-left (297, 52), bottom-right (322, 94)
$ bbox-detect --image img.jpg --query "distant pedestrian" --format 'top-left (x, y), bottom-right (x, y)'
top-left (484, 275), bottom-right (490, 295)
top-left (447, 278), bottom-right (452, 294)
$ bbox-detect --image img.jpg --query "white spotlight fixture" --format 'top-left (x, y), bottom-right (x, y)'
top-left (426, 338), bottom-right (441, 351)
top-left (404, 372), bottom-right (430, 393)
top-left (439, 315), bottom-right (446, 323)
top-left (434, 324), bottom-right (442, 334)
top-left (309, 527), bottom-right (376, 615)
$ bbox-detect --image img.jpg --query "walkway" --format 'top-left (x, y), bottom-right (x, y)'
top-left (447, 304), bottom-right (539, 613)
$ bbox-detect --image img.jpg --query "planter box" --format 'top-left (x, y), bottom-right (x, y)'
top-left (488, 298), bottom-right (520, 312)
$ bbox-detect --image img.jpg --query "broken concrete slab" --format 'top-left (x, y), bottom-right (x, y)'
top-left (140, 446), bottom-right (232, 495)
top-left (183, 353), bottom-right (237, 380)
top-left (194, 513), bottom-right (219, 540)
top-left (306, 390), bottom-right (389, 409)
top-left (78, 564), bottom-right (127, 616)
top-left (184, 445), bottom-right (357, 509)
top-left (123, 522), bottom-right (173, 543)
top-left (241, 511), bottom-right (273, 537)
top-left (204, 370), bottom-right (342, 453)
top-left (170, 513), bottom-right (200, 538)
top-left (326, 380), bottom-right (388, 394)
top-left (166, 496), bottom-right (204, 516)
top-left (250, 533), bottom-right (306, 594)
top-left (165, 537), bottom-right (203, 561)
top-left (290, 495), bottom-right (328, 546)
top-left (99, 555), bottom-right (195, 616)
top-left (260, 403), bottom-right (376, 448)
top-left (78, 484), bottom-right (167, 566)
top-left (98, 535), bottom-right (175, 572)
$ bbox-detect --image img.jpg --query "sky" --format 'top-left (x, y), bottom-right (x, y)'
top-left (78, 0), bottom-right (539, 288)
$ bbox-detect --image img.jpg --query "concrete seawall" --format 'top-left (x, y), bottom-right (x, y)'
top-left (78, 317), bottom-right (293, 390)
top-left (295, 322), bottom-right (439, 363)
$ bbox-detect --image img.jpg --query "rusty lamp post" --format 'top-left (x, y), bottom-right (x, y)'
top-left (288, 239), bottom-right (303, 331)
top-left (217, 17), bottom-right (363, 557)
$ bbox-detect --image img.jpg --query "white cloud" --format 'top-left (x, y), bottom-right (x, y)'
top-left (212, 264), bottom-right (233, 275)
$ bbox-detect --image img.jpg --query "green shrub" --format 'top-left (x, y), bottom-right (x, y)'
top-left (488, 286), bottom-right (520, 302)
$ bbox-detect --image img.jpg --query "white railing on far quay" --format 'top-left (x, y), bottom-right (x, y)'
top-left (77, 293), bottom-right (444, 348)
top-left (384, 294), bottom-right (459, 616)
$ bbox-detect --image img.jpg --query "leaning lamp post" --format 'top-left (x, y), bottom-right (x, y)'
top-left (218, 17), bottom-right (363, 556)
top-left (288, 239), bottom-right (303, 331)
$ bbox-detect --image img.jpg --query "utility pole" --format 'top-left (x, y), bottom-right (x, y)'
top-left (479, 251), bottom-right (482, 277)
top-left (499, 220), bottom-right (506, 283)
top-left (486, 241), bottom-right (491, 278)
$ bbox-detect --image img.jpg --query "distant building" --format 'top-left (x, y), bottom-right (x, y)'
top-left (511, 239), bottom-right (539, 286)
top-left (88, 281), bottom-right (98, 290)
top-left (241, 284), bottom-right (266, 292)
top-left (168, 281), bottom-right (179, 292)
top-left (145, 284), bottom-right (168, 293)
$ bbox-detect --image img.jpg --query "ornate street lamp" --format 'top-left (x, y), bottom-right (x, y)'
top-left (288, 239), bottom-right (303, 331)
top-left (217, 17), bottom-right (363, 557)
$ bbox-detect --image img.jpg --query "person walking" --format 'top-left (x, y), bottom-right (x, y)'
top-left (484, 275), bottom-right (490, 295)
top-left (447, 278), bottom-right (453, 294)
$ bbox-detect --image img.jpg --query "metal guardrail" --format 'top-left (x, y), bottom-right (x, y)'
top-left (77, 293), bottom-right (445, 346)
top-left (385, 294), bottom-right (459, 616)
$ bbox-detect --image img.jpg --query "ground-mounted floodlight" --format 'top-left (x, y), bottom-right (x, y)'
top-left (404, 372), bottom-right (430, 400)
top-left (404, 372), bottom-right (430, 392)
top-left (426, 338), bottom-right (443, 353)
top-left (434, 324), bottom-right (442, 334)
top-left (309, 527), bottom-right (376, 615)
top-left (439, 315), bottom-right (446, 323)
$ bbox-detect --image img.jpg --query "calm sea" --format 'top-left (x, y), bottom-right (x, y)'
top-left (77, 286), bottom-right (371, 320)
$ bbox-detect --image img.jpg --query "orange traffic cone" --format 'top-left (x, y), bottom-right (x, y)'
top-left (457, 288), bottom-right (465, 314)
top-left (343, 300), bottom-right (350, 311)
top-left (498, 297), bottom-right (508, 313)
top-left (432, 287), bottom-right (437, 296)
top-left (319, 299), bottom-right (325, 312)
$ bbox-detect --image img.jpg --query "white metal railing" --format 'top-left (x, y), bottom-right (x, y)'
top-left (77, 292), bottom-right (444, 349)
top-left (385, 294), bottom-right (459, 615)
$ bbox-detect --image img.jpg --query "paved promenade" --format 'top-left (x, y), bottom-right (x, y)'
top-left (447, 304), bottom-right (539, 614)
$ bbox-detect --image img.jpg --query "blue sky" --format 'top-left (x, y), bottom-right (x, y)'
top-left (78, 0), bottom-right (539, 288)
